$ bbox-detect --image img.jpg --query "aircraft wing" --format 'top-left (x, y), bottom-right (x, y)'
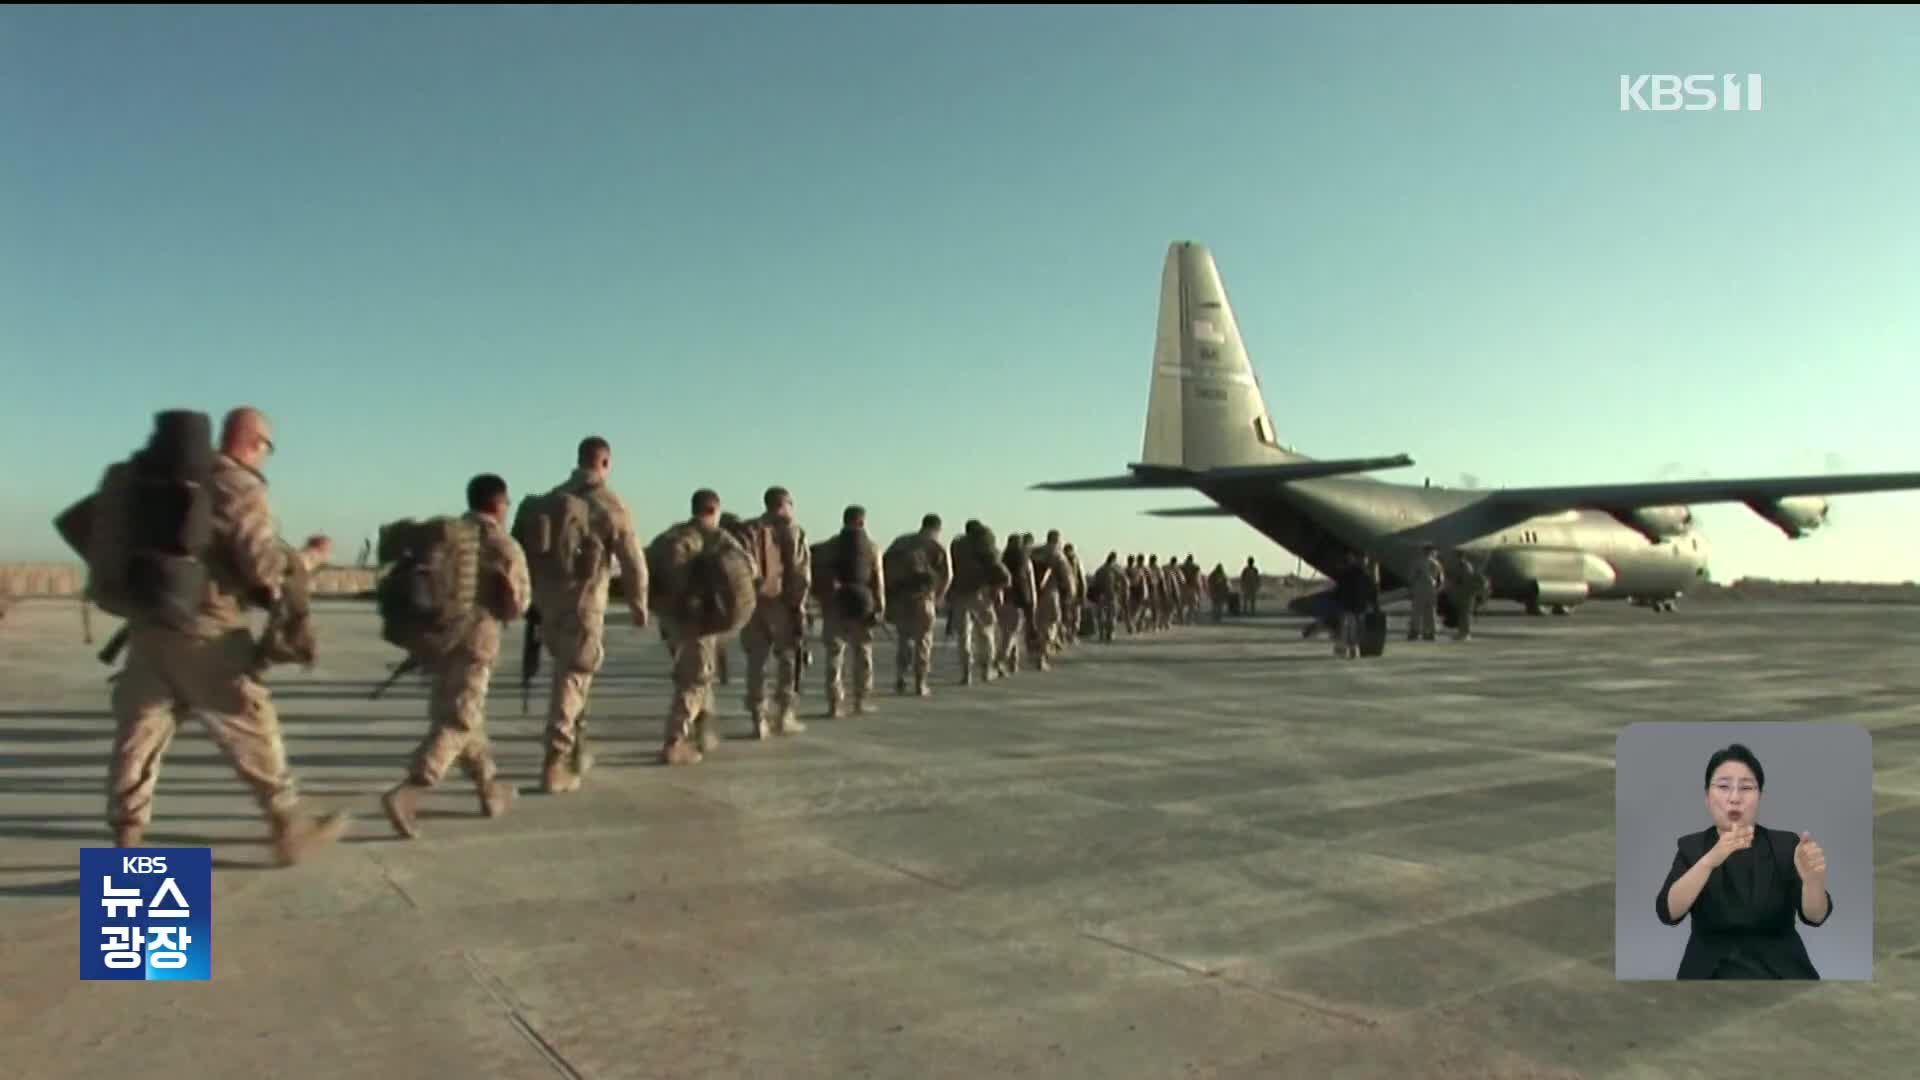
top-left (1142, 506), bottom-right (1233, 517)
top-left (1487, 471), bottom-right (1920, 511)
top-left (1033, 454), bottom-right (1413, 492)
top-left (1396, 470), bottom-right (1920, 547)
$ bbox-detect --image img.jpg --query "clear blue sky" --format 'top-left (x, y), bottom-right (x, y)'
top-left (5, 6), bottom-right (1917, 582)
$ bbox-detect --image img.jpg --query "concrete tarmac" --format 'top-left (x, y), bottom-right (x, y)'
top-left (2, 598), bottom-right (1917, 1077)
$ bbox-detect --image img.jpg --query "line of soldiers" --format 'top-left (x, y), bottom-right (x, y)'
top-left (95, 413), bottom-right (1290, 855)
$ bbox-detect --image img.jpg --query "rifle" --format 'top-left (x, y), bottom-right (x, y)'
top-left (98, 625), bottom-right (131, 667)
top-left (522, 606), bottom-right (543, 715)
top-left (370, 655), bottom-right (421, 700)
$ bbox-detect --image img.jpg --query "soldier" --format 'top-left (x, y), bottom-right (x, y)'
top-left (106, 407), bottom-right (348, 863)
top-left (1091, 551), bottom-right (1123, 642)
top-left (1144, 549), bottom-right (1159, 626)
top-left (1121, 553), bottom-right (1136, 630)
top-left (1182, 555), bottom-right (1204, 623)
top-left (1159, 549), bottom-right (1175, 626)
top-left (658, 489), bottom-right (747, 766)
top-left (519, 435), bottom-right (648, 795)
top-left (884, 514), bottom-right (953, 696)
top-left (819, 505), bottom-right (885, 717)
top-left (996, 533), bottom-right (1037, 675)
top-left (947, 519), bottom-right (1004, 685)
top-left (1240, 557), bottom-right (1262, 616)
top-left (381, 474), bottom-right (531, 839)
top-left (738, 486), bottom-right (810, 738)
top-left (1067, 543), bottom-right (1089, 646)
top-left (1407, 543), bottom-right (1445, 642)
top-left (1029, 531), bottom-right (1074, 666)
top-left (1208, 562), bottom-right (1232, 622)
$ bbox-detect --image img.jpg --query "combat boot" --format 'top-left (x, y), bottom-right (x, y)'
top-left (571, 740), bottom-right (595, 778)
top-left (270, 809), bottom-right (351, 867)
top-left (827, 694), bottom-right (846, 719)
top-left (751, 709), bottom-right (774, 740)
top-left (854, 695), bottom-right (876, 716)
top-left (959, 668), bottom-right (974, 687)
top-left (479, 780), bottom-right (516, 819)
top-left (660, 739), bottom-right (703, 766)
top-left (114, 824), bottom-right (144, 848)
top-left (381, 780), bottom-right (429, 839)
top-left (541, 750), bottom-right (582, 795)
top-left (775, 709), bottom-right (807, 736)
top-left (895, 676), bottom-right (908, 696)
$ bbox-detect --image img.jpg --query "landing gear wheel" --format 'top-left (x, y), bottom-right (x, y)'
top-left (1551, 604), bottom-right (1569, 616)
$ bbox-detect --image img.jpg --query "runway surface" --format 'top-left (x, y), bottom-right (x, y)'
top-left (2, 597), bottom-right (1917, 1077)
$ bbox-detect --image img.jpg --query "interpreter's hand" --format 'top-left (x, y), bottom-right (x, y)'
top-left (1794, 833), bottom-right (1827, 883)
top-left (1707, 823), bottom-right (1755, 867)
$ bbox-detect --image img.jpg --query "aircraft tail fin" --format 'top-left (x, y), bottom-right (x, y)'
top-left (1140, 242), bottom-right (1305, 472)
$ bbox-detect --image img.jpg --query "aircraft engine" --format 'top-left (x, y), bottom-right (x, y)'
top-left (1746, 496), bottom-right (1830, 539)
top-left (1619, 505), bottom-right (1693, 539)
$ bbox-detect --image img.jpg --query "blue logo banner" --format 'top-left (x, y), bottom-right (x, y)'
top-left (79, 848), bottom-right (212, 981)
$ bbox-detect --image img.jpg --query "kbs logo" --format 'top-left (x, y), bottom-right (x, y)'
top-left (1620, 75), bottom-right (1763, 112)
top-left (80, 847), bottom-right (213, 981)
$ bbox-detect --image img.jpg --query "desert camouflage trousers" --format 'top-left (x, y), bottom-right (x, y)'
top-left (891, 594), bottom-right (937, 690)
top-left (540, 598), bottom-right (606, 759)
top-left (107, 625), bottom-right (301, 830)
top-left (664, 623), bottom-right (718, 745)
top-left (408, 650), bottom-right (499, 788)
top-left (952, 589), bottom-right (999, 679)
top-left (741, 601), bottom-right (801, 721)
top-left (822, 611), bottom-right (874, 706)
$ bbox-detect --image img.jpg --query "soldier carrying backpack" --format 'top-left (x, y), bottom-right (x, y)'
top-left (883, 514), bottom-right (953, 697)
top-left (812, 504), bottom-right (885, 717)
top-left (54, 406), bottom-right (345, 865)
top-left (509, 436), bottom-right (649, 795)
top-left (376, 473), bottom-right (533, 840)
top-left (646, 488), bottom-right (758, 765)
top-left (736, 486), bottom-right (812, 739)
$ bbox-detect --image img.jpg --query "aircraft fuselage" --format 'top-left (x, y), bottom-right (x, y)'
top-left (1196, 473), bottom-right (1708, 606)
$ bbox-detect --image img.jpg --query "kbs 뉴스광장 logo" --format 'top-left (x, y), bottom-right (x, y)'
top-left (79, 848), bottom-right (212, 981)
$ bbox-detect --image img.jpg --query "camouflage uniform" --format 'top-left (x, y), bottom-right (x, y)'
top-left (1062, 545), bottom-right (1086, 646)
top-left (382, 513), bottom-right (531, 838)
top-left (885, 526), bottom-right (953, 695)
top-left (1208, 565), bottom-right (1231, 622)
top-left (1125, 557), bottom-right (1147, 634)
top-left (661, 523), bottom-right (751, 764)
top-left (533, 468), bottom-right (648, 793)
top-left (948, 528), bottom-right (1001, 685)
top-left (1092, 557), bottom-right (1123, 642)
top-left (995, 542), bottom-right (1037, 675)
top-left (741, 511), bottom-right (810, 736)
top-left (1031, 538), bottom-right (1073, 666)
top-left (107, 453), bottom-right (348, 863)
top-left (821, 528), bottom-right (885, 716)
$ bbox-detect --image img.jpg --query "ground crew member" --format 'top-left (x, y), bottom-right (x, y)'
top-left (1240, 557), bottom-right (1262, 616)
top-left (1408, 543), bottom-right (1445, 641)
top-left (381, 473), bottom-right (531, 839)
top-left (1449, 551), bottom-right (1489, 640)
top-left (106, 407), bottom-right (348, 865)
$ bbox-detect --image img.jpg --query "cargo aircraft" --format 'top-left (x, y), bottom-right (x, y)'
top-left (1035, 242), bottom-right (1920, 619)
